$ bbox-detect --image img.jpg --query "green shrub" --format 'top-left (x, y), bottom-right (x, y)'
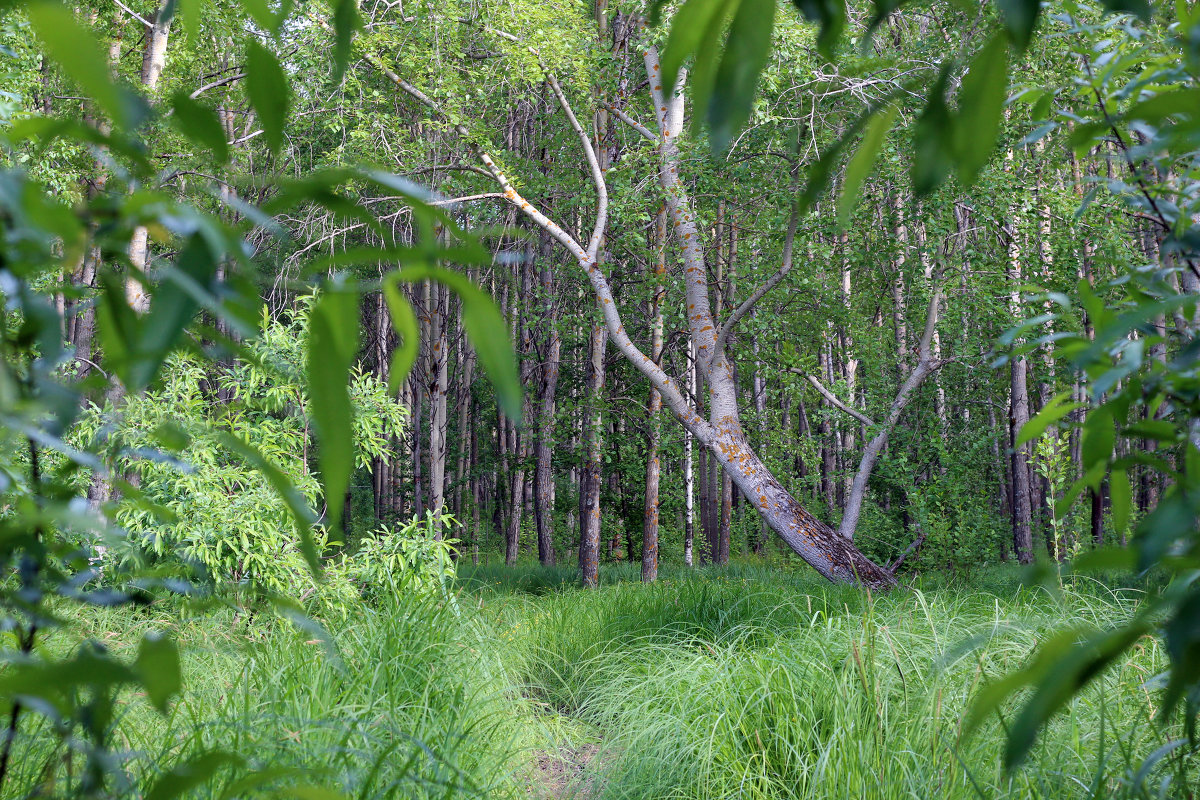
top-left (334, 511), bottom-right (461, 602)
top-left (78, 303), bottom-right (407, 595)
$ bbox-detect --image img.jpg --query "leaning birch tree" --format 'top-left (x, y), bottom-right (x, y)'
top-left (346, 27), bottom-right (895, 587)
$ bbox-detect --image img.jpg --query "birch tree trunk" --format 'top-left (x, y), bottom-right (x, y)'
top-left (683, 339), bottom-right (696, 567)
top-left (1008, 220), bottom-right (1035, 564)
top-left (428, 280), bottom-right (450, 519)
top-left (126, 4), bottom-right (172, 312)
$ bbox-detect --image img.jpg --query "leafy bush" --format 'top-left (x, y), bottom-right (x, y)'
top-left (78, 303), bottom-right (407, 596)
top-left (337, 510), bottom-right (461, 601)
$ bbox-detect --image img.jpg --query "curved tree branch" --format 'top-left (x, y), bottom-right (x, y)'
top-left (544, 73), bottom-right (607, 262)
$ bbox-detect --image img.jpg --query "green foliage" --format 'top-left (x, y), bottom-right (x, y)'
top-left (990, 0), bottom-right (1200, 769)
top-left (0, 2), bottom-right (519, 795)
top-left (307, 281), bottom-right (360, 537)
top-left (244, 39), bottom-right (290, 157)
top-left (707, 0), bottom-right (777, 153)
top-left (337, 511), bottom-right (461, 601)
top-left (80, 305), bottom-right (406, 596)
top-left (1033, 429), bottom-right (1084, 560)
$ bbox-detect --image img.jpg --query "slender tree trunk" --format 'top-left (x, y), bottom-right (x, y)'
top-left (717, 472), bottom-right (732, 564)
top-left (505, 254), bottom-right (534, 565)
top-left (683, 339), bottom-right (696, 566)
top-left (534, 243), bottom-right (560, 566)
top-left (428, 281), bottom-right (450, 519)
top-left (1008, 221), bottom-right (1034, 564)
top-left (412, 282), bottom-right (428, 518)
top-left (892, 191), bottom-right (910, 380)
top-left (839, 231), bottom-right (858, 505)
top-left (578, 322), bottom-right (607, 586)
top-left (818, 339), bottom-right (836, 513)
top-left (642, 207), bottom-right (666, 581)
top-left (988, 403), bottom-right (1010, 561)
top-left (125, 4), bottom-right (172, 313)
top-left (453, 295), bottom-right (476, 521)
top-left (916, 215), bottom-right (947, 444)
top-left (606, 416), bottom-right (624, 560)
top-left (1035, 154), bottom-right (1059, 559)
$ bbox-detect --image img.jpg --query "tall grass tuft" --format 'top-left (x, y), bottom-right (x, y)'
top-left (16, 581), bottom-right (538, 799)
top-left (16, 565), bottom-right (1194, 799)
top-left (486, 566), bottom-right (1193, 799)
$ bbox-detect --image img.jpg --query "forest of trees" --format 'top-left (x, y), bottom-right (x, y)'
top-left (2, 0), bottom-right (1200, 796)
top-left (14, 0), bottom-right (1162, 575)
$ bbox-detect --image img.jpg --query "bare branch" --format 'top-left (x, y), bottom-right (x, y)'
top-left (189, 72), bottom-right (246, 99)
top-left (605, 103), bottom-right (656, 142)
top-left (114, 0), bottom-right (153, 27)
top-left (428, 192), bottom-right (506, 206)
top-left (229, 129), bottom-right (264, 146)
top-left (887, 526), bottom-right (927, 573)
top-left (794, 369), bottom-right (876, 427)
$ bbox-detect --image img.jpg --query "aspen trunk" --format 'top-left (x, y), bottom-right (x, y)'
top-left (578, 322), bottom-right (607, 586)
top-left (126, 4), bottom-right (172, 312)
top-left (428, 281), bottom-right (449, 518)
top-left (1008, 224), bottom-right (1035, 564)
top-left (683, 339), bottom-right (696, 567)
top-left (505, 256), bottom-right (533, 565)
top-left (453, 294), bottom-right (476, 521)
top-left (642, 207), bottom-right (666, 581)
top-left (412, 282), bottom-right (428, 518)
top-left (839, 231), bottom-right (858, 505)
top-left (534, 243), bottom-right (560, 566)
top-left (818, 339), bottom-right (836, 512)
top-left (892, 191), bottom-right (910, 379)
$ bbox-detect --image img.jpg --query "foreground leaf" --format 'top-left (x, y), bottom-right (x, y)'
top-left (307, 281), bottom-right (359, 536)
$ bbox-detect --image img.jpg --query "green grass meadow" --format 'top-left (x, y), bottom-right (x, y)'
top-left (13, 565), bottom-right (1194, 799)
